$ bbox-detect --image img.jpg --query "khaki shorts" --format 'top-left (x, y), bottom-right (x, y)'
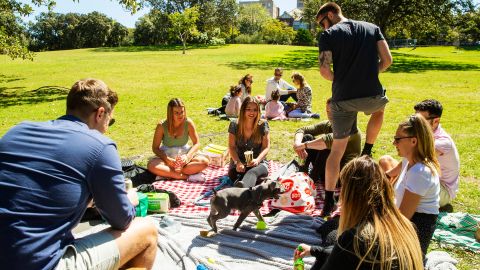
top-left (331, 95), bottom-right (389, 139)
top-left (55, 230), bottom-right (120, 270)
top-left (439, 183), bottom-right (452, 207)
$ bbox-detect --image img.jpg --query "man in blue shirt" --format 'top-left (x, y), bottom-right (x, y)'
top-left (316, 2), bottom-right (392, 216)
top-left (0, 79), bottom-right (157, 270)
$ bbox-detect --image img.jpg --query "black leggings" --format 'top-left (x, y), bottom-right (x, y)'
top-left (411, 212), bottom-right (438, 256)
top-left (228, 162), bottom-right (269, 188)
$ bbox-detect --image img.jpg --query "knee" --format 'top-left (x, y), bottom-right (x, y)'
top-left (199, 155), bottom-right (210, 166)
top-left (136, 218), bottom-right (158, 244)
top-left (378, 155), bottom-right (393, 167)
top-left (147, 159), bottom-right (158, 172)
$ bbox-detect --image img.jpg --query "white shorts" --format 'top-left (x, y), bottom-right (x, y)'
top-left (55, 230), bottom-right (120, 270)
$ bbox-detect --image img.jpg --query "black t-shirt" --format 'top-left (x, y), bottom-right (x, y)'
top-left (319, 20), bottom-right (385, 102)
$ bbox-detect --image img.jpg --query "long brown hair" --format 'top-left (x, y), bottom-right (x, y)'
top-left (339, 156), bottom-right (424, 270)
top-left (291, 72), bottom-right (306, 89)
top-left (237, 96), bottom-right (263, 144)
top-left (398, 114), bottom-right (440, 175)
top-left (239, 74), bottom-right (252, 95)
top-left (166, 98), bottom-right (186, 136)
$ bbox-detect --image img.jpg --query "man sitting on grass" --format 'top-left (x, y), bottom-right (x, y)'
top-left (0, 79), bottom-right (158, 270)
top-left (293, 98), bottom-right (361, 183)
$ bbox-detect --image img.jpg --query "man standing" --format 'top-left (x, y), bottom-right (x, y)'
top-left (0, 79), bottom-right (157, 270)
top-left (316, 2), bottom-right (392, 216)
top-left (293, 98), bottom-right (361, 183)
top-left (265, 67), bottom-right (297, 102)
top-left (415, 99), bottom-right (460, 208)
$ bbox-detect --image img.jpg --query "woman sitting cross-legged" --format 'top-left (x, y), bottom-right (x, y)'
top-left (148, 98), bottom-right (209, 181)
top-left (294, 156), bottom-right (424, 270)
top-left (287, 72), bottom-right (319, 119)
top-left (379, 114), bottom-right (441, 256)
top-left (228, 96), bottom-right (270, 188)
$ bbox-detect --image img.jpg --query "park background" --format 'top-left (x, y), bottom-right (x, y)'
top-left (1, 0), bottom-right (480, 269)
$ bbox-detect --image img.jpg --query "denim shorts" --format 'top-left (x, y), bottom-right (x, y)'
top-left (55, 230), bottom-right (120, 270)
top-left (331, 95), bottom-right (389, 139)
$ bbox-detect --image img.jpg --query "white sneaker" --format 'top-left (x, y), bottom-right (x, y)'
top-left (188, 173), bottom-right (205, 182)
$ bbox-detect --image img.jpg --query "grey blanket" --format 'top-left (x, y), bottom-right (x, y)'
top-left (151, 211), bottom-right (324, 270)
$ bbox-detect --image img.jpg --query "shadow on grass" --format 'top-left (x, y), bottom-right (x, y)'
top-left (388, 52), bottom-right (480, 73)
top-left (225, 48), bottom-right (480, 73)
top-left (457, 45), bottom-right (480, 51)
top-left (0, 85), bottom-right (68, 108)
top-left (91, 44), bottom-right (227, 53)
top-left (226, 48), bottom-right (319, 70)
top-left (0, 74), bottom-right (25, 84)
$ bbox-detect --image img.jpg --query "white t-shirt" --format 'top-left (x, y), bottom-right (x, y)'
top-left (394, 158), bottom-right (440, 215)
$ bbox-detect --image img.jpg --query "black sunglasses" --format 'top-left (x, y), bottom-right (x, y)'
top-left (109, 118), bottom-right (115, 126)
top-left (318, 15), bottom-right (327, 27)
top-left (393, 136), bottom-right (414, 143)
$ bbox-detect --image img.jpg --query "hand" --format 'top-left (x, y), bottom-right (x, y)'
top-left (293, 244), bottom-right (311, 259)
top-left (127, 188), bottom-right (139, 206)
top-left (293, 143), bottom-right (308, 160)
top-left (247, 158), bottom-right (260, 167)
top-left (236, 162), bottom-right (245, 173)
top-left (166, 157), bottom-right (176, 169)
top-left (179, 154), bottom-right (188, 166)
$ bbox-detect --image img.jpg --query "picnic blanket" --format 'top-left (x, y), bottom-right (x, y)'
top-left (152, 211), bottom-right (324, 270)
top-left (152, 161), bottom-right (338, 216)
top-left (433, 212), bottom-right (480, 253)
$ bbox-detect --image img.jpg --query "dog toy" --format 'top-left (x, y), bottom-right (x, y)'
top-left (256, 220), bottom-right (268, 230)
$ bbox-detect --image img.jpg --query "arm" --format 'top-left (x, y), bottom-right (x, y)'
top-left (280, 79), bottom-right (296, 92)
top-left (250, 131), bottom-right (270, 167)
top-left (319, 51), bottom-right (334, 81)
top-left (89, 144), bottom-right (136, 230)
top-left (229, 132), bottom-right (245, 172)
top-left (398, 190), bottom-right (421, 219)
top-left (151, 123), bottom-right (175, 168)
top-left (377, 39), bottom-right (392, 72)
top-left (185, 119), bottom-right (200, 161)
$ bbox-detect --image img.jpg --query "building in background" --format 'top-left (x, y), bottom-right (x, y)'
top-left (297, 0), bottom-right (304, 9)
top-left (278, 8), bottom-right (309, 30)
top-left (239, 0), bottom-right (279, 18)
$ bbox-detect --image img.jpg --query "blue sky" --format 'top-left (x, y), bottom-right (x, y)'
top-left (21, 0), bottom-right (297, 28)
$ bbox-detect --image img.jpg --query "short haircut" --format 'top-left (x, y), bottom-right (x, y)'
top-left (66, 78), bottom-right (118, 118)
top-left (274, 68), bottom-right (283, 74)
top-left (316, 2), bottom-right (342, 19)
top-left (414, 99), bottom-right (443, 118)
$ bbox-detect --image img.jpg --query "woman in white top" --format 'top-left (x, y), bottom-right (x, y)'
top-left (379, 114), bottom-right (440, 255)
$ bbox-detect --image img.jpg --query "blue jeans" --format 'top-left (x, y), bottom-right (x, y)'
top-left (288, 108), bottom-right (313, 118)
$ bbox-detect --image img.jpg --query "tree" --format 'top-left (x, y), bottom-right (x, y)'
top-left (261, 19), bottom-right (295, 45)
top-left (215, 0), bottom-right (238, 41)
top-left (293, 28), bottom-right (314, 46)
top-left (1, 0), bottom-right (140, 59)
top-left (238, 3), bottom-right (270, 35)
top-left (168, 6), bottom-right (200, 54)
top-left (134, 10), bottom-right (172, 45)
top-left (301, 0), bottom-right (322, 36)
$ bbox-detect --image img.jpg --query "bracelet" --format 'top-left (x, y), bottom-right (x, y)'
top-left (304, 142), bottom-right (308, 149)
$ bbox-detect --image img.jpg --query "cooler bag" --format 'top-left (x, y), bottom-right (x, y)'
top-left (271, 172), bottom-right (316, 214)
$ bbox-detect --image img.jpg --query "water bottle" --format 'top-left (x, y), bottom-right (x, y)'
top-left (293, 246), bottom-right (305, 270)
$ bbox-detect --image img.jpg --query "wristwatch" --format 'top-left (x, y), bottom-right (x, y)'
top-left (304, 141), bottom-right (308, 149)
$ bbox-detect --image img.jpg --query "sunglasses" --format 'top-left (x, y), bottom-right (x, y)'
top-left (393, 136), bottom-right (414, 143)
top-left (318, 15), bottom-right (327, 28)
top-left (108, 118), bottom-right (115, 126)
top-left (274, 74), bottom-right (282, 77)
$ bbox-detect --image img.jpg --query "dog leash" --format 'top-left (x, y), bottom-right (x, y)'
top-left (193, 176), bottom-right (233, 206)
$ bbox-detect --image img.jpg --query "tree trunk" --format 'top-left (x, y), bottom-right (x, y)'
top-left (182, 39), bottom-right (186, 54)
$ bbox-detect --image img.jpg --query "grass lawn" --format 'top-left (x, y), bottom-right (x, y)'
top-left (1, 44), bottom-right (479, 268)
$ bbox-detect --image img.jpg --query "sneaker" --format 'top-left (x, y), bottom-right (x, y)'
top-left (187, 173), bottom-right (205, 182)
top-left (311, 113), bottom-right (320, 119)
top-left (234, 181), bottom-right (244, 188)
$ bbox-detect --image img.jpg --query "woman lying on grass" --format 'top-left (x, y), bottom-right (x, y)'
top-left (147, 98), bottom-right (209, 181)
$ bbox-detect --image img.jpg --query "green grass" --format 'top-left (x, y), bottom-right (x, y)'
top-left (1, 44), bottom-right (479, 268)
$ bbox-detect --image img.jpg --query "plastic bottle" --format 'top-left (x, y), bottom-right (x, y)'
top-left (294, 246), bottom-right (305, 270)
top-left (125, 178), bottom-right (133, 191)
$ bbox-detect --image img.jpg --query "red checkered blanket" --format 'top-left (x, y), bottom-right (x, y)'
top-left (152, 161), bottom-right (338, 216)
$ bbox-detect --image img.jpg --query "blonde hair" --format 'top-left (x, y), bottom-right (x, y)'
top-left (398, 114), bottom-right (440, 175)
top-left (237, 96), bottom-right (263, 144)
top-left (291, 72), bottom-right (306, 89)
top-left (166, 98), bottom-right (186, 136)
top-left (339, 156), bottom-right (424, 270)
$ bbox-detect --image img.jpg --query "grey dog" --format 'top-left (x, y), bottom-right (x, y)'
top-left (207, 180), bottom-right (283, 233)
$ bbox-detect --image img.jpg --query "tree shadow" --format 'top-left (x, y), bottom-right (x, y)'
top-left (226, 48), bottom-right (319, 70)
top-left (388, 51), bottom-right (480, 73)
top-left (0, 85), bottom-right (69, 108)
top-left (91, 44), bottom-right (226, 53)
top-left (226, 48), bottom-right (479, 73)
top-left (0, 74), bottom-right (25, 84)
top-left (457, 45), bottom-right (480, 51)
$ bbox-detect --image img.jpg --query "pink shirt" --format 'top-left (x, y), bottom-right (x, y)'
top-left (434, 125), bottom-right (460, 198)
top-left (265, 100), bottom-right (287, 120)
top-left (225, 96), bottom-right (241, 117)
